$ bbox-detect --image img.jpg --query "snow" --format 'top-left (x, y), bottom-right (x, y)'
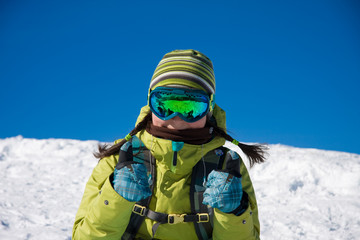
top-left (1, 136), bottom-right (359, 239)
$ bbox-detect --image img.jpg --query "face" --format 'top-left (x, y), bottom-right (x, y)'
top-left (152, 113), bottom-right (207, 130)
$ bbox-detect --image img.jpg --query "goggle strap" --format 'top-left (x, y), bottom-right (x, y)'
top-left (209, 94), bottom-right (215, 112)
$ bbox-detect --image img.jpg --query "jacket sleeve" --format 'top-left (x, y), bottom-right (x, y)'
top-left (212, 155), bottom-right (260, 240)
top-left (72, 154), bottom-right (135, 240)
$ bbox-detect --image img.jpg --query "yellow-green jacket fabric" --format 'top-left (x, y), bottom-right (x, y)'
top-left (73, 105), bottom-right (260, 239)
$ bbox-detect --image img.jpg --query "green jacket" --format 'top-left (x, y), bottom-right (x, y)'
top-left (73, 105), bottom-right (260, 239)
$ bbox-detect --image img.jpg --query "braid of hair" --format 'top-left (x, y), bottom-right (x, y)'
top-left (208, 121), bottom-right (267, 167)
top-left (93, 112), bottom-right (152, 159)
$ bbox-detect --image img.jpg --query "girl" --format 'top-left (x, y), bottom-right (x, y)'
top-left (73, 49), bottom-right (266, 239)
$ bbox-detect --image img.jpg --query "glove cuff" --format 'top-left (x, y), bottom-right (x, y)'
top-left (230, 191), bottom-right (249, 216)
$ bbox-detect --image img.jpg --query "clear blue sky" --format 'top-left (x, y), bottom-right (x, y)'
top-left (1, 0), bottom-right (359, 154)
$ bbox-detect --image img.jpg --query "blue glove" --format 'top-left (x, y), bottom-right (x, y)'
top-left (113, 163), bottom-right (152, 202)
top-left (202, 170), bottom-right (243, 213)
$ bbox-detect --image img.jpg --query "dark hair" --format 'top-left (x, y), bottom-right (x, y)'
top-left (206, 120), bottom-right (267, 167)
top-left (93, 112), bottom-right (152, 159)
top-left (94, 112), bottom-right (267, 167)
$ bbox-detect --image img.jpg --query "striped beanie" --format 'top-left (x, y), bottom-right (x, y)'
top-left (149, 50), bottom-right (216, 94)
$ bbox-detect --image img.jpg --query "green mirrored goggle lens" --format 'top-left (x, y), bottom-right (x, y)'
top-left (149, 87), bottom-right (210, 122)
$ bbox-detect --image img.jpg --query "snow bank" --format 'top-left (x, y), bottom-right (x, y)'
top-left (251, 144), bottom-right (360, 240)
top-left (0, 136), bottom-right (359, 239)
top-left (0, 136), bottom-right (99, 240)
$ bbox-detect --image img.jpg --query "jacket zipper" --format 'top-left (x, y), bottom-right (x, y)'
top-left (171, 151), bottom-right (178, 172)
top-left (171, 141), bottom-right (184, 173)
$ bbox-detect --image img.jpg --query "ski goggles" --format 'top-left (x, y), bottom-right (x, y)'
top-left (148, 87), bottom-right (214, 123)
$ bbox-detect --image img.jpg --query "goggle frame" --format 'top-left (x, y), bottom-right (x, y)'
top-left (148, 87), bottom-right (214, 123)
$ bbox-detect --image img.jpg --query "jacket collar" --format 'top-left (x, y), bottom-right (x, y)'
top-left (136, 129), bottom-right (225, 175)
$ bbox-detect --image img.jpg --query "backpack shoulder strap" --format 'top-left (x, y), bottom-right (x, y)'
top-left (222, 147), bottom-right (242, 175)
top-left (121, 136), bottom-right (155, 240)
top-left (190, 145), bottom-right (243, 240)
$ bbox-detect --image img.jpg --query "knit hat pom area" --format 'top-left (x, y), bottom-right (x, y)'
top-left (149, 50), bottom-right (216, 95)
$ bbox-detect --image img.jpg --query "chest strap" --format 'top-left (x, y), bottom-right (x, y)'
top-left (133, 204), bottom-right (210, 237)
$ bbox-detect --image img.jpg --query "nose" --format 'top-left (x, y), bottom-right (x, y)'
top-left (171, 116), bottom-right (183, 121)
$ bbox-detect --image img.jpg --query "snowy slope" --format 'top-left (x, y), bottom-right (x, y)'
top-left (0, 136), bottom-right (359, 240)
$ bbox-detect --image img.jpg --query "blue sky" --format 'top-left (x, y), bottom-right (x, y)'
top-left (1, 0), bottom-right (359, 154)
